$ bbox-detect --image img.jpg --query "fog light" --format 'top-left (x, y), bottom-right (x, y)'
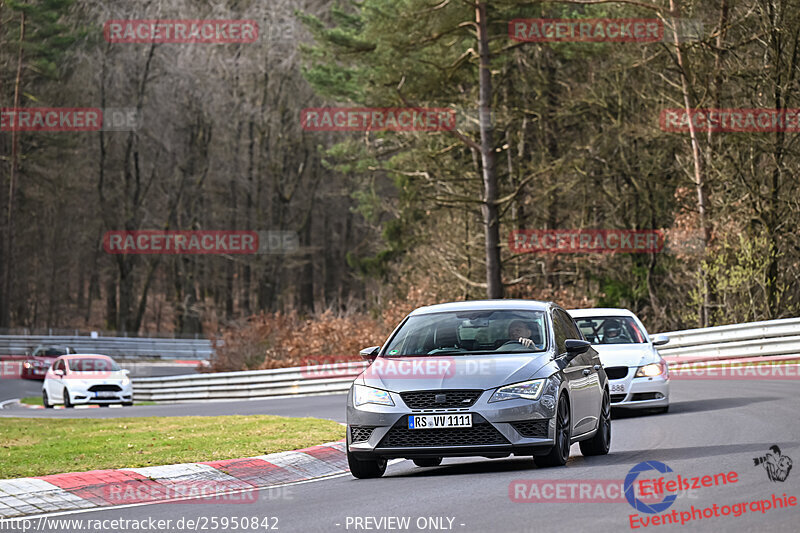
top-left (655, 393), bottom-right (664, 399)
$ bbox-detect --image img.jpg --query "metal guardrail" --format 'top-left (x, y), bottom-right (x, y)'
top-left (656, 317), bottom-right (800, 361)
top-left (133, 361), bottom-right (367, 402)
top-left (0, 335), bottom-right (215, 360)
top-left (132, 317), bottom-right (800, 403)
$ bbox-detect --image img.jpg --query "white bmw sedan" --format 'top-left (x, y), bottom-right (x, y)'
top-left (42, 354), bottom-right (133, 408)
top-left (568, 308), bottom-right (669, 413)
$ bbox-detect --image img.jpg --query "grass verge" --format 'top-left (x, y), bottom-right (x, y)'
top-left (0, 415), bottom-right (345, 479)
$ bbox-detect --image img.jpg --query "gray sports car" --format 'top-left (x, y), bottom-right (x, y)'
top-left (346, 300), bottom-right (611, 478)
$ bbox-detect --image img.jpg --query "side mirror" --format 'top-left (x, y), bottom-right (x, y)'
top-left (564, 339), bottom-right (591, 358)
top-left (651, 335), bottom-right (670, 347)
top-left (54, 369), bottom-right (65, 377)
top-left (359, 346), bottom-right (380, 362)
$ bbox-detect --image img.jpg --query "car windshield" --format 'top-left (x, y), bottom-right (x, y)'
top-left (68, 358), bottom-right (120, 372)
top-left (36, 347), bottom-right (69, 357)
top-left (575, 316), bottom-right (646, 344)
top-left (382, 310), bottom-right (547, 356)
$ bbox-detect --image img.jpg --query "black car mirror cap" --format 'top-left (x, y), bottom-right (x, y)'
top-left (359, 346), bottom-right (381, 362)
top-left (565, 339), bottom-right (591, 355)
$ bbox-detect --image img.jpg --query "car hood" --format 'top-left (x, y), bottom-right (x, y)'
top-left (356, 353), bottom-right (553, 392)
top-left (64, 371), bottom-right (129, 382)
top-left (590, 344), bottom-right (660, 367)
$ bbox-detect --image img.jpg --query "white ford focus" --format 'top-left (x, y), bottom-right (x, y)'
top-left (568, 308), bottom-right (670, 413)
top-left (42, 354), bottom-right (133, 408)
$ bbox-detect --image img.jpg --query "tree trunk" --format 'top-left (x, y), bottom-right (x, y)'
top-left (1, 12), bottom-right (25, 328)
top-left (670, 0), bottom-right (710, 326)
top-left (475, 1), bottom-right (503, 299)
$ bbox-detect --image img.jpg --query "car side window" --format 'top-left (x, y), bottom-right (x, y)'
top-left (552, 312), bottom-right (567, 355)
top-left (557, 310), bottom-right (582, 340)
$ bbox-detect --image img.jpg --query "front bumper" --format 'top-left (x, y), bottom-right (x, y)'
top-left (22, 365), bottom-right (48, 380)
top-left (66, 386), bottom-right (133, 405)
top-left (347, 388), bottom-right (557, 459)
top-left (608, 368), bottom-right (669, 409)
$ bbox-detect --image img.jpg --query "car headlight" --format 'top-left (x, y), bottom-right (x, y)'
top-left (353, 384), bottom-right (394, 407)
top-left (489, 379), bottom-right (546, 402)
top-left (23, 362), bottom-right (31, 369)
top-left (636, 361), bottom-right (667, 378)
top-left (121, 377), bottom-right (130, 386)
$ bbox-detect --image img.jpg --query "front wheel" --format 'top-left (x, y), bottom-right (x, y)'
top-left (63, 389), bottom-right (73, 408)
top-left (535, 394), bottom-right (571, 468)
top-left (42, 390), bottom-right (53, 409)
top-left (347, 449), bottom-right (387, 479)
top-left (580, 390), bottom-right (611, 456)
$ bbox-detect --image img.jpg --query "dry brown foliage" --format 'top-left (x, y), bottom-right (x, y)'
top-left (207, 282), bottom-right (447, 372)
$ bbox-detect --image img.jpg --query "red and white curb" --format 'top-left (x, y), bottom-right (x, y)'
top-left (0, 440), bottom-right (347, 518)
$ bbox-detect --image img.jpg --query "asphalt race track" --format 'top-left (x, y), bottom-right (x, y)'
top-left (0, 388), bottom-right (348, 421)
top-left (2, 379), bottom-right (798, 532)
top-left (0, 364), bottom-right (199, 406)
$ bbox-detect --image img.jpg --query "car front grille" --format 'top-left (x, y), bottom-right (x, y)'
top-left (88, 385), bottom-right (122, 392)
top-left (610, 394), bottom-right (627, 403)
top-left (399, 390), bottom-right (483, 410)
top-left (510, 419), bottom-right (549, 438)
top-left (350, 426), bottom-right (375, 443)
top-left (605, 366), bottom-right (630, 380)
top-left (378, 417), bottom-right (509, 448)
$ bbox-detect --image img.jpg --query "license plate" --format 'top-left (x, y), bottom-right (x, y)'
top-left (611, 383), bottom-right (626, 393)
top-left (408, 414), bottom-right (472, 430)
top-left (95, 391), bottom-right (117, 398)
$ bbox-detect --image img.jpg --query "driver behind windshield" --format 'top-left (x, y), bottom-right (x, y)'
top-left (508, 320), bottom-right (538, 349)
top-left (601, 319), bottom-right (631, 343)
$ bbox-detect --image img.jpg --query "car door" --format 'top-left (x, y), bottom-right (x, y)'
top-left (558, 309), bottom-right (603, 433)
top-left (551, 310), bottom-right (586, 436)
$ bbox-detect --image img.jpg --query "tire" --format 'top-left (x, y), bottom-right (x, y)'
top-left (63, 389), bottom-right (73, 408)
top-left (123, 402), bottom-right (134, 407)
top-left (413, 458), bottom-right (442, 468)
top-left (580, 390), bottom-right (611, 456)
top-left (42, 391), bottom-right (53, 409)
top-left (347, 449), bottom-right (387, 479)
top-left (535, 394), bottom-right (571, 468)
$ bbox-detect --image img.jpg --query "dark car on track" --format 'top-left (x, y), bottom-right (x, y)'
top-left (346, 300), bottom-right (611, 478)
top-left (21, 345), bottom-right (76, 380)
